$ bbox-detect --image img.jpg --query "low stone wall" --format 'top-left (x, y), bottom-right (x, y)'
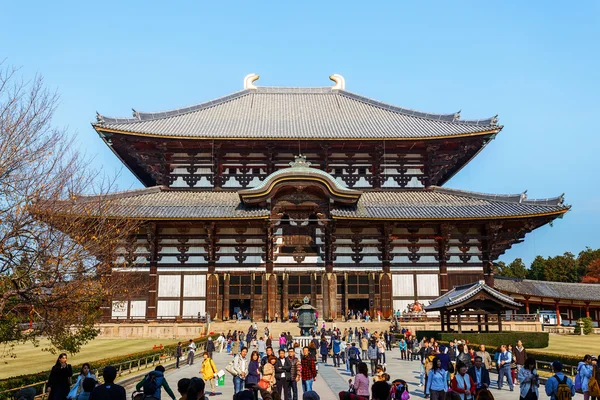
top-left (543, 326), bottom-right (600, 334)
top-left (97, 323), bottom-right (207, 339)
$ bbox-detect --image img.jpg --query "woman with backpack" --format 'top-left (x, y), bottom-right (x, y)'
top-left (577, 355), bottom-right (594, 400)
top-left (320, 336), bottom-right (330, 363)
top-left (517, 357), bottom-right (539, 400)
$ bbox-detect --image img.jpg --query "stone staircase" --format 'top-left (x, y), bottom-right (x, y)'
top-left (207, 319), bottom-right (394, 339)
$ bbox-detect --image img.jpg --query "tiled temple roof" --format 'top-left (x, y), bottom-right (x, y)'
top-left (330, 187), bottom-right (568, 220)
top-left (69, 186), bottom-right (568, 221)
top-left (495, 277), bottom-right (600, 302)
top-left (93, 86), bottom-right (501, 140)
top-left (426, 280), bottom-right (522, 311)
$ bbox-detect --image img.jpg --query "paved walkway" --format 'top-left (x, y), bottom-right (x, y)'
top-left (124, 346), bottom-right (583, 400)
top-left (123, 349), bottom-right (336, 399)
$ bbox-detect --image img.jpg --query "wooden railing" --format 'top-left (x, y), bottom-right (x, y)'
top-left (396, 313), bottom-right (539, 323)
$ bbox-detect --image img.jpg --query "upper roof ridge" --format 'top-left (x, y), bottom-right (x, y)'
top-left (431, 186), bottom-right (566, 206)
top-left (94, 80), bottom-right (499, 128)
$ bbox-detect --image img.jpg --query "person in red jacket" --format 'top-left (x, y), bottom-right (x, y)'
top-left (451, 362), bottom-right (476, 400)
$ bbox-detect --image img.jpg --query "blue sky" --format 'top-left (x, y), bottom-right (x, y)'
top-left (2, 1), bottom-right (598, 265)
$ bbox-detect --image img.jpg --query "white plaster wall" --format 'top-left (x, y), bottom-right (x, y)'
top-left (183, 275), bottom-right (206, 297)
top-left (417, 274), bottom-right (439, 297)
top-left (158, 275), bottom-right (181, 297)
top-left (182, 300), bottom-right (206, 317)
top-left (392, 274), bottom-right (415, 296)
top-left (157, 301), bottom-right (180, 317)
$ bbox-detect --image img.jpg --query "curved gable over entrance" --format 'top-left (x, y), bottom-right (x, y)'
top-left (239, 155), bottom-right (362, 206)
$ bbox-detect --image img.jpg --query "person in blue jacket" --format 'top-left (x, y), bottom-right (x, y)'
top-left (545, 361), bottom-right (575, 400)
top-left (332, 336), bottom-right (342, 367)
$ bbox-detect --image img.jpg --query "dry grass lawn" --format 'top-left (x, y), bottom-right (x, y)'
top-left (0, 338), bottom-right (178, 379)
top-left (539, 333), bottom-right (600, 357)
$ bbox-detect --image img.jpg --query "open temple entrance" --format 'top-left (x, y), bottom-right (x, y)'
top-left (348, 299), bottom-right (370, 316)
top-left (229, 299), bottom-right (251, 320)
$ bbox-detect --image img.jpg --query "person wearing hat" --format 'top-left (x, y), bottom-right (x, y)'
top-left (545, 361), bottom-right (575, 400)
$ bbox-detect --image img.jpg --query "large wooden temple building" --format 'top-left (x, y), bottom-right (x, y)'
top-left (89, 74), bottom-right (569, 322)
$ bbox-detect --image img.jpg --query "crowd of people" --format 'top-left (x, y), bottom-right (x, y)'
top-left (13, 326), bottom-right (599, 400)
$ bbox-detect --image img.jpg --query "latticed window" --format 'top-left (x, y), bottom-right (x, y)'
top-left (229, 275), bottom-right (252, 295)
top-left (347, 275), bottom-right (369, 295)
top-left (254, 275), bottom-right (262, 295)
top-left (288, 275), bottom-right (312, 295)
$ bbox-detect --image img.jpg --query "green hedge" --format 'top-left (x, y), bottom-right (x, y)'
top-left (412, 331), bottom-right (549, 348)
top-left (0, 335), bottom-right (215, 396)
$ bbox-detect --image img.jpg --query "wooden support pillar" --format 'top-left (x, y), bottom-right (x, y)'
top-left (380, 223), bottom-right (393, 319)
top-left (146, 223), bottom-right (159, 319)
top-left (368, 273), bottom-right (376, 318)
top-left (585, 302), bottom-right (590, 318)
top-left (440, 312), bottom-right (445, 332)
top-left (555, 301), bottom-right (561, 326)
top-left (344, 272), bottom-right (349, 319)
top-left (484, 313), bottom-right (489, 332)
top-left (497, 312), bottom-right (502, 332)
top-left (223, 273), bottom-right (230, 320)
top-left (147, 263), bottom-right (158, 319)
top-left (324, 272), bottom-right (338, 320)
top-left (438, 224), bottom-right (451, 293)
top-left (380, 273), bottom-right (392, 319)
top-left (267, 273), bottom-right (277, 322)
top-left (206, 273), bottom-right (218, 320)
top-left (282, 273), bottom-right (289, 321)
top-left (524, 296), bottom-right (530, 314)
top-left (457, 313), bottom-right (462, 334)
top-left (250, 272), bottom-right (255, 321)
top-left (322, 272), bottom-right (329, 321)
top-left (205, 223), bottom-right (217, 320)
top-left (447, 311), bottom-right (452, 332)
top-left (477, 314), bottom-right (482, 332)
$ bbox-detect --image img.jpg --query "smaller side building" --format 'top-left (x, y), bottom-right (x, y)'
top-left (495, 276), bottom-right (600, 327)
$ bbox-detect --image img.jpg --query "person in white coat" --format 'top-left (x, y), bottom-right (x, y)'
top-left (518, 357), bottom-right (540, 400)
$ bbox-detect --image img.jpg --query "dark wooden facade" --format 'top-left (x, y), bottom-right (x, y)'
top-left (91, 77), bottom-right (569, 322)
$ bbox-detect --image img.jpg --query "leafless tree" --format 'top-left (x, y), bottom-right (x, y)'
top-left (0, 61), bottom-right (141, 356)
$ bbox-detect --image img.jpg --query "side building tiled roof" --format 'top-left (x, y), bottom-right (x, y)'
top-left (426, 280), bottom-right (521, 311)
top-left (67, 186), bottom-right (568, 221)
top-left (495, 276), bottom-right (600, 302)
top-left (93, 86), bottom-right (501, 140)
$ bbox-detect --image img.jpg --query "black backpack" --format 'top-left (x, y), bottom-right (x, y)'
top-left (143, 372), bottom-right (159, 396)
top-left (349, 347), bottom-right (358, 360)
